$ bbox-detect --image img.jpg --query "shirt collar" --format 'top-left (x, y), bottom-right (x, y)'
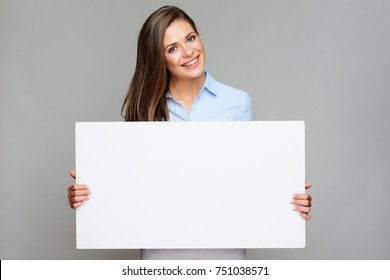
top-left (201, 71), bottom-right (218, 96)
top-left (166, 71), bottom-right (218, 98)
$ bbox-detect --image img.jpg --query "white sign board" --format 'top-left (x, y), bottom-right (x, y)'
top-left (76, 121), bottom-right (305, 249)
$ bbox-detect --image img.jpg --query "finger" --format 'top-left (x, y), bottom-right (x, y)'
top-left (305, 182), bottom-right (312, 189)
top-left (70, 189), bottom-right (91, 197)
top-left (71, 202), bottom-right (83, 210)
top-left (293, 206), bottom-right (311, 213)
top-left (292, 193), bottom-right (311, 200)
top-left (300, 212), bottom-right (311, 220)
top-left (71, 195), bottom-right (89, 203)
top-left (70, 170), bottom-right (76, 179)
top-left (291, 199), bottom-right (311, 207)
top-left (68, 184), bottom-right (89, 192)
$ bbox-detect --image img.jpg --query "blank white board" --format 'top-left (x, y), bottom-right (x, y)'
top-left (76, 121), bottom-right (305, 249)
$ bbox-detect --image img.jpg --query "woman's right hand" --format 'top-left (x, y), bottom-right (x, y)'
top-left (67, 170), bottom-right (91, 210)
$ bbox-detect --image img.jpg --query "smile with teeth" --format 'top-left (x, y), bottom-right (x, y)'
top-left (182, 56), bottom-right (199, 67)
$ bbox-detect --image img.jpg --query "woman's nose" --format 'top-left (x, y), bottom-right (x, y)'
top-left (182, 44), bottom-right (194, 58)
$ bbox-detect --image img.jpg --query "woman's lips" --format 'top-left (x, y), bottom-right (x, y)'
top-left (182, 56), bottom-right (199, 68)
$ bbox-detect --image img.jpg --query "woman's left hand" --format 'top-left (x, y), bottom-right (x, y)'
top-left (291, 182), bottom-right (312, 220)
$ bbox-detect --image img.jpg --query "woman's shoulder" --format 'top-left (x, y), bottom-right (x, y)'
top-left (207, 73), bottom-right (252, 104)
top-left (204, 72), bottom-right (256, 121)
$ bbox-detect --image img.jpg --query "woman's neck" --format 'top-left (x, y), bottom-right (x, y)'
top-left (168, 74), bottom-right (206, 114)
top-left (168, 74), bottom-right (206, 101)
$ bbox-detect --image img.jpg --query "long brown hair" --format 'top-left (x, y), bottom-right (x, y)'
top-left (122, 6), bottom-right (199, 121)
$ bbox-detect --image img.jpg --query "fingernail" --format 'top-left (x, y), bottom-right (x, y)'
top-left (293, 206), bottom-right (297, 210)
top-left (290, 200), bottom-right (294, 203)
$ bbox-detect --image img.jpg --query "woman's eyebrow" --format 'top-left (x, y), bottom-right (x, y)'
top-left (185, 31), bottom-right (196, 38)
top-left (164, 42), bottom-right (177, 50)
top-left (164, 32), bottom-right (196, 50)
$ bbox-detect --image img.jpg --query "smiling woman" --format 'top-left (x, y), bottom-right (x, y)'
top-left (67, 5), bottom-right (312, 260)
top-left (122, 6), bottom-right (205, 121)
top-left (163, 21), bottom-right (206, 113)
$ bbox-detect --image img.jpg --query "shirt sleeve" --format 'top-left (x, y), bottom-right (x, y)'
top-left (241, 93), bottom-right (256, 121)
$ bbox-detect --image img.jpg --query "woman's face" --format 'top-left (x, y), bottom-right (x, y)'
top-left (163, 20), bottom-right (205, 82)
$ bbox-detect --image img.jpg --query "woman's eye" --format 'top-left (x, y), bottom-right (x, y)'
top-left (188, 35), bottom-right (196, 42)
top-left (168, 46), bottom-right (177, 53)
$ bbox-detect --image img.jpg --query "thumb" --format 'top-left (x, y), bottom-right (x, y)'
top-left (70, 170), bottom-right (76, 180)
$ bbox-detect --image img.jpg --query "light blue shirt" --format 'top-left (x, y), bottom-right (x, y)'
top-left (142, 72), bottom-right (255, 260)
top-left (167, 72), bottom-right (255, 121)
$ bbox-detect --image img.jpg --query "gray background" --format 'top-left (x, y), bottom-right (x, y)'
top-left (1, 0), bottom-right (389, 259)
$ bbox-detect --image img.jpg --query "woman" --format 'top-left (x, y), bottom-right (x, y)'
top-left (67, 5), bottom-right (312, 260)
